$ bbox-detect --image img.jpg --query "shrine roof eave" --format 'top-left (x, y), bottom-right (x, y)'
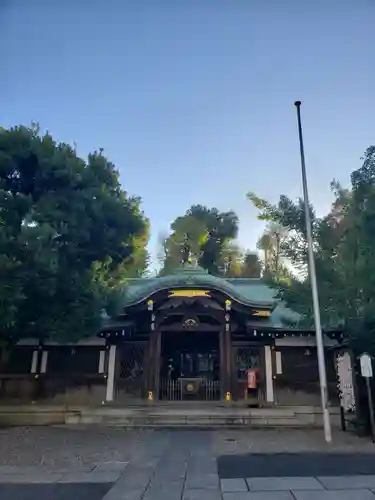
top-left (249, 325), bottom-right (344, 340)
top-left (119, 263), bottom-right (280, 310)
top-left (119, 282), bottom-right (275, 311)
top-left (97, 318), bottom-right (134, 337)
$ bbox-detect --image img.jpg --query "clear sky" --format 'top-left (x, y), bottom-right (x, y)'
top-left (1, 1), bottom-right (374, 269)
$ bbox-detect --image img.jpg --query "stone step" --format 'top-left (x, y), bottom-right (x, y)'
top-left (0, 404), bottom-right (341, 428)
top-left (65, 406), bottom-right (341, 428)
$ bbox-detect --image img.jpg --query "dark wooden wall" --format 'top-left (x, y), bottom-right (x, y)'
top-left (0, 345), bottom-right (106, 403)
top-left (273, 346), bottom-right (338, 404)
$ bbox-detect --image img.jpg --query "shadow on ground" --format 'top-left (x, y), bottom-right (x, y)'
top-left (217, 453), bottom-right (375, 478)
top-left (0, 482), bottom-right (112, 500)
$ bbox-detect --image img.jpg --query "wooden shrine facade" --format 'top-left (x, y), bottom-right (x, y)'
top-left (95, 280), bottom-right (342, 405)
top-left (0, 265), bottom-right (343, 406)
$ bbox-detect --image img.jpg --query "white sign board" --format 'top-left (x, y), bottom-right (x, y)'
top-left (360, 353), bottom-right (373, 378)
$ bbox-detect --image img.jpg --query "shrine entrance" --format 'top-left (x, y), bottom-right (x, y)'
top-left (159, 331), bottom-right (221, 401)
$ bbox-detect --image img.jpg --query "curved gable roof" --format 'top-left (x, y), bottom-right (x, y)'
top-left (120, 263), bottom-right (276, 308)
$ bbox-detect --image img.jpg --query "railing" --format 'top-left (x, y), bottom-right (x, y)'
top-left (160, 378), bottom-right (220, 401)
top-left (160, 379), bottom-right (181, 400)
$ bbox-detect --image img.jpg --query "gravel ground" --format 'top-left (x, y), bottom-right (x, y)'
top-left (0, 428), bottom-right (375, 499)
top-left (0, 427), bottom-right (169, 469)
top-left (0, 427), bottom-right (374, 470)
top-left (213, 428), bottom-right (375, 456)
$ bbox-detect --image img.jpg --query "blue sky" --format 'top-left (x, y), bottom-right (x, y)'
top-left (1, 1), bottom-right (374, 269)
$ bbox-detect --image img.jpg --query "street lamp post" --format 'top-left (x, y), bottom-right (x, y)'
top-left (294, 101), bottom-right (332, 443)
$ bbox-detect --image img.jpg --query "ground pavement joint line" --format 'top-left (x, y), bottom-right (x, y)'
top-left (317, 475), bottom-right (375, 490)
top-left (59, 470), bottom-right (123, 483)
top-left (102, 436), bottom-right (181, 500)
top-left (292, 490), bottom-right (375, 499)
top-left (101, 463), bottom-right (158, 500)
top-left (246, 477), bottom-right (324, 492)
top-left (139, 448), bottom-right (189, 500)
top-left (180, 441), bottom-right (222, 499)
top-left (223, 490), bottom-right (375, 499)
top-left (220, 478), bottom-right (248, 492)
top-left (223, 493), bottom-right (295, 500)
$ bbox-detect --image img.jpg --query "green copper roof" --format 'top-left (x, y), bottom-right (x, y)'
top-left (117, 264), bottom-right (301, 327)
top-left (120, 263), bottom-right (278, 308)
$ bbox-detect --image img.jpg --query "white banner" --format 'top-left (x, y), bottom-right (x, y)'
top-left (336, 351), bottom-right (356, 412)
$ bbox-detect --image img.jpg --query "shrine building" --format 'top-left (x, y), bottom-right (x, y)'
top-left (0, 262), bottom-right (343, 407)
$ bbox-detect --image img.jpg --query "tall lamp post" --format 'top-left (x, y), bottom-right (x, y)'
top-left (294, 101), bottom-right (332, 443)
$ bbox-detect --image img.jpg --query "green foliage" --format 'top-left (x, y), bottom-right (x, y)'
top-left (158, 204), bottom-right (263, 278)
top-left (249, 146), bottom-right (375, 353)
top-left (256, 222), bottom-right (290, 280)
top-left (0, 125), bottom-right (149, 344)
top-left (159, 205), bottom-right (239, 276)
top-left (239, 251), bottom-right (262, 278)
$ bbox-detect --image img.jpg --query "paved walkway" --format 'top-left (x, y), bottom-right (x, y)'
top-left (221, 477), bottom-right (375, 499)
top-left (0, 428), bottom-right (375, 499)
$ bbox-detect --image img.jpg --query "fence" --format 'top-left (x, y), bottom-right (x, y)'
top-left (160, 378), bottom-right (220, 401)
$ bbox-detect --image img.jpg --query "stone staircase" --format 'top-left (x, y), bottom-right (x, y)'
top-left (0, 403), bottom-right (341, 428)
top-left (65, 404), bottom-right (341, 428)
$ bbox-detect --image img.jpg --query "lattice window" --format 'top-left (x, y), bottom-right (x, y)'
top-left (235, 347), bottom-right (260, 380)
top-left (118, 343), bottom-right (145, 380)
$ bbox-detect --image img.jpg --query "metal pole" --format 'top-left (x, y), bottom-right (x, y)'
top-left (365, 376), bottom-right (375, 443)
top-left (294, 101), bottom-right (332, 443)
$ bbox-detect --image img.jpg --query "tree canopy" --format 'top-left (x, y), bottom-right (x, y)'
top-left (4, 123), bottom-right (373, 354)
top-left (158, 204), bottom-right (262, 278)
top-left (248, 146), bottom-right (375, 353)
top-left (0, 125), bottom-right (149, 344)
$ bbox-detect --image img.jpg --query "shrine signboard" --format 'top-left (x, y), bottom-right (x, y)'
top-left (360, 352), bottom-right (375, 442)
top-left (336, 351), bottom-right (356, 412)
top-left (360, 353), bottom-right (373, 378)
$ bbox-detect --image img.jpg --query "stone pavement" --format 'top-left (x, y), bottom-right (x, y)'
top-left (220, 476), bottom-right (375, 499)
top-left (0, 427), bottom-right (375, 499)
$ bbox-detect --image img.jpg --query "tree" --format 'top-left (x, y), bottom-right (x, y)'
top-left (158, 204), bottom-right (239, 276)
top-left (240, 251), bottom-right (262, 278)
top-left (0, 125), bottom-right (149, 346)
top-left (256, 222), bottom-right (287, 277)
top-left (220, 246), bottom-right (262, 278)
top-left (220, 243), bottom-right (243, 276)
top-left (248, 146), bottom-right (375, 353)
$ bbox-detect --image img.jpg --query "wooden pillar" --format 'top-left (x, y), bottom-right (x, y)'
top-left (98, 350), bottom-right (105, 374)
top-left (222, 300), bottom-right (233, 400)
top-left (144, 335), bottom-right (152, 395)
top-left (31, 346), bottom-right (43, 402)
top-left (30, 350), bottom-right (39, 374)
top-left (220, 329), bottom-right (233, 399)
top-left (105, 344), bottom-right (117, 402)
top-left (145, 330), bottom-right (161, 400)
top-left (154, 330), bottom-right (162, 399)
top-left (40, 351), bottom-right (48, 373)
top-left (224, 328), bottom-right (232, 397)
top-left (264, 345), bottom-right (274, 403)
top-left (219, 329), bottom-right (226, 399)
top-left (145, 300), bottom-right (161, 400)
